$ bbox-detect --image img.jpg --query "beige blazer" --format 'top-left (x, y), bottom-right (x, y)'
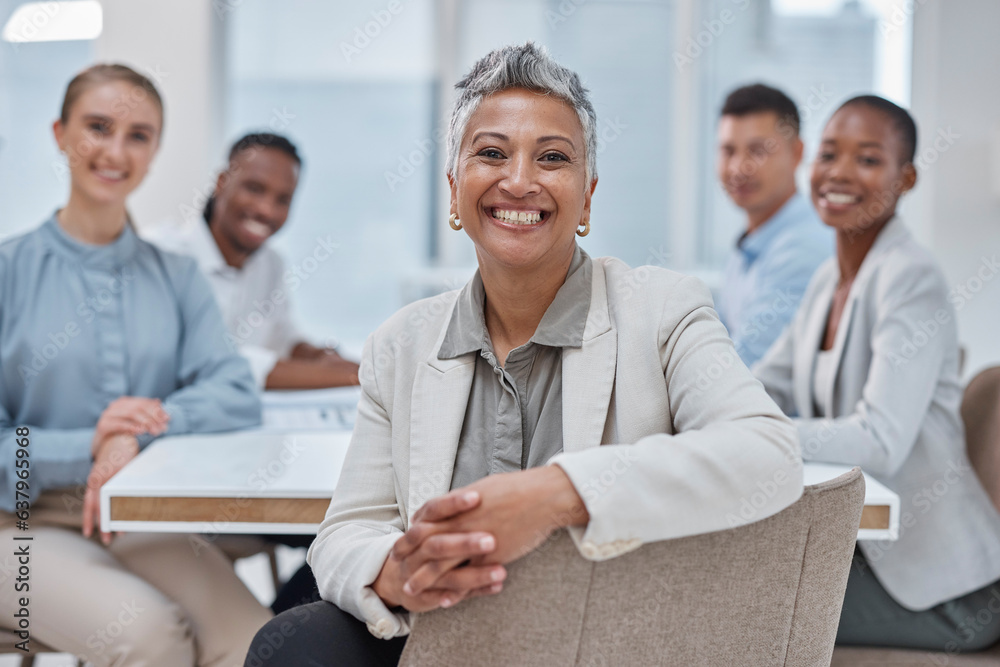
top-left (754, 218), bottom-right (1000, 611)
top-left (309, 255), bottom-right (802, 638)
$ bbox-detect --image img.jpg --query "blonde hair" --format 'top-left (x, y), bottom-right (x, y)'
top-left (60, 63), bottom-right (164, 129)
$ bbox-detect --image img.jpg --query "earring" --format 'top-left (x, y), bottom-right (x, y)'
top-left (577, 219), bottom-right (590, 237)
top-left (449, 213), bottom-right (462, 231)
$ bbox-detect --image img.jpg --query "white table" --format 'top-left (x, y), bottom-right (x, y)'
top-left (803, 463), bottom-right (899, 541)
top-left (100, 430), bottom-right (350, 534)
top-left (101, 431), bottom-right (899, 540)
top-left (260, 387), bottom-right (361, 432)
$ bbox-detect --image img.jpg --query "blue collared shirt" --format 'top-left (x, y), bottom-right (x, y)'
top-left (0, 215), bottom-right (261, 510)
top-left (716, 193), bottom-right (833, 366)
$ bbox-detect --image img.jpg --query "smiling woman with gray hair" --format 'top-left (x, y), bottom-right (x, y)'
top-left (246, 42), bottom-right (802, 667)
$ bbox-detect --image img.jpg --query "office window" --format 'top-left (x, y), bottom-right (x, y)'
top-left (448, 0), bottom-right (675, 270)
top-left (695, 0), bottom-right (911, 269)
top-left (226, 0), bottom-right (437, 349)
top-left (225, 0), bottom-right (911, 350)
top-left (228, 0), bottom-right (678, 350)
top-left (0, 0), bottom-right (93, 239)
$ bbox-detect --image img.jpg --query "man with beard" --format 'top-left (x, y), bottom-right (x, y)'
top-left (150, 133), bottom-right (359, 389)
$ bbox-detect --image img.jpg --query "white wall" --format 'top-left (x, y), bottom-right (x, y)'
top-left (94, 0), bottom-right (225, 229)
top-left (908, 0), bottom-right (1000, 379)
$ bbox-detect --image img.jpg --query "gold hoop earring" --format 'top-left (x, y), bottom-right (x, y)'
top-left (449, 213), bottom-right (462, 231)
top-left (577, 220), bottom-right (590, 237)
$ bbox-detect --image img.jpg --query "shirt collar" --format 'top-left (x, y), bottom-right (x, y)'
top-left (737, 192), bottom-right (810, 263)
top-left (438, 245), bottom-right (593, 359)
top-left (187, 219), bottom-right (232, 275)
top-left (41, 211), bottom-right (139, 269)
top-left (186, 219), bottom-right (272, 277)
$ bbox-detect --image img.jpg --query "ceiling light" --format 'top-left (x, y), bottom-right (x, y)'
top-left (2, 1), bottom-right (102, 43)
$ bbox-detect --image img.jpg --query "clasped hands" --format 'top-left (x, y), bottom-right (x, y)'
top-left (372, 465), bottom-right (589, 613)
top-left (83, 397), bottom-right (170, 544)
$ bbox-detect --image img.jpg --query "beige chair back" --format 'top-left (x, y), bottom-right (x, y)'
top-left (400, 468), bottom-right (864, 667)
top-left (962, 366), bottom-right (1000, 512)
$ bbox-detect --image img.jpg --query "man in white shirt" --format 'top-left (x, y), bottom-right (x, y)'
top-left (149, 133), bottom-right (359, 389)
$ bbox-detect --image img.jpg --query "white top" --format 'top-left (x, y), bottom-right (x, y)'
top-left (145, 220), bottom-right (303, 387)
top-left (812, 348), bottom-right (836, 416)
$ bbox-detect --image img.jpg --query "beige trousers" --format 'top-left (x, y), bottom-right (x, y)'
top-left (0, 488), bottom-right (272, 666)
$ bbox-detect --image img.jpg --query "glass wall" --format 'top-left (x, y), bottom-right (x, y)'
top-left (227, 0), bottom-right (677, 350)
top-left (695, 0), bottom-right (909, 268)
top-left (450, 0), bottom-right (676, 269)
top-left (225, 0), bottom-right (438, 349)
top-left (0, 0), bottom-right (910, 352)
top-left (0, 0), bottom-right (93, 239)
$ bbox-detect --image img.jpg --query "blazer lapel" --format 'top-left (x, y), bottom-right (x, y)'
top-left (407, 353), bottom-right (475, 515)
top-left (562, 261), bottom-right (617, 453)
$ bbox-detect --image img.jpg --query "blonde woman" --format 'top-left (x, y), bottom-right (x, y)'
top-left (0, 64), bottom-right (271, 665)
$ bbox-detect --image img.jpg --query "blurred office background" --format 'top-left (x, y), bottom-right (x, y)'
top-left (0, 0), bottom-right (996, 377)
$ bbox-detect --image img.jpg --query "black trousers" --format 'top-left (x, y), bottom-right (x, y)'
top-left (838, 548), bottom-right (1000, 652)
top-left (265, 534), bottom-right (322, 615)
top-left (244, 601), bottom-right (407, 667)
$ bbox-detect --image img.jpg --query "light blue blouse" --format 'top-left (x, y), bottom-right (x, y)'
top-left (716, 192), bottom-right (833, 367)
top-left (0, 215), bottom-right (261, 511)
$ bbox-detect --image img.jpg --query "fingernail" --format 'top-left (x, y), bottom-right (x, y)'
top-left (490, 568), bottom-right (505, 582)
top-left (491, 583), bottom-right (503, 593)
top-left (440, 596), bottom-right (453, 608)
top-left (463, 491), bottom-right (478, 504)
top-left (403, 582), bottom-right (414, 596)
top-left (479, 536), bottom-right (495, 551)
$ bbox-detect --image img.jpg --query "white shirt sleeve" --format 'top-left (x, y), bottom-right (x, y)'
top-left (266, 296), bottom-right (305, 358)
top-left (261, 250), bottom-right (305, 357)
top-left (240, 345), bottom-right (280, 388)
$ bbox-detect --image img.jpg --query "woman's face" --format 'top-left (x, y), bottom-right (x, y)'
top-left (53, 80), bottom-right (162, 207)
top-left (810, 104), bottom-right (916, 235)
top-left (449, 88), bottom-right (596, 274)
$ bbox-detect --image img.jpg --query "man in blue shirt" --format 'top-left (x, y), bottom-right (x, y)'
top-left (715, 84), bottom-right (833, 366)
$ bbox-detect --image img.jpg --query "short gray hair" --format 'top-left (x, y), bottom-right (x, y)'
top-left (446, 42), bottom-right (598, 182)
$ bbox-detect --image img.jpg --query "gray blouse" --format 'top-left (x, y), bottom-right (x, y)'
top-left (440, 246), bottom-right (592, 490)
top-left (0, 215), bottom-right (261, 511)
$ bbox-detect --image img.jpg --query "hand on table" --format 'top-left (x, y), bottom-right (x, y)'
top-left (83, 433), bottom-right (140, 545)
top-left (316, 355), bottom-right (361, 385)
top-left (92, 396), bottom-right (169, 455)
top-left (387, 466), bottom-right (590, 603)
